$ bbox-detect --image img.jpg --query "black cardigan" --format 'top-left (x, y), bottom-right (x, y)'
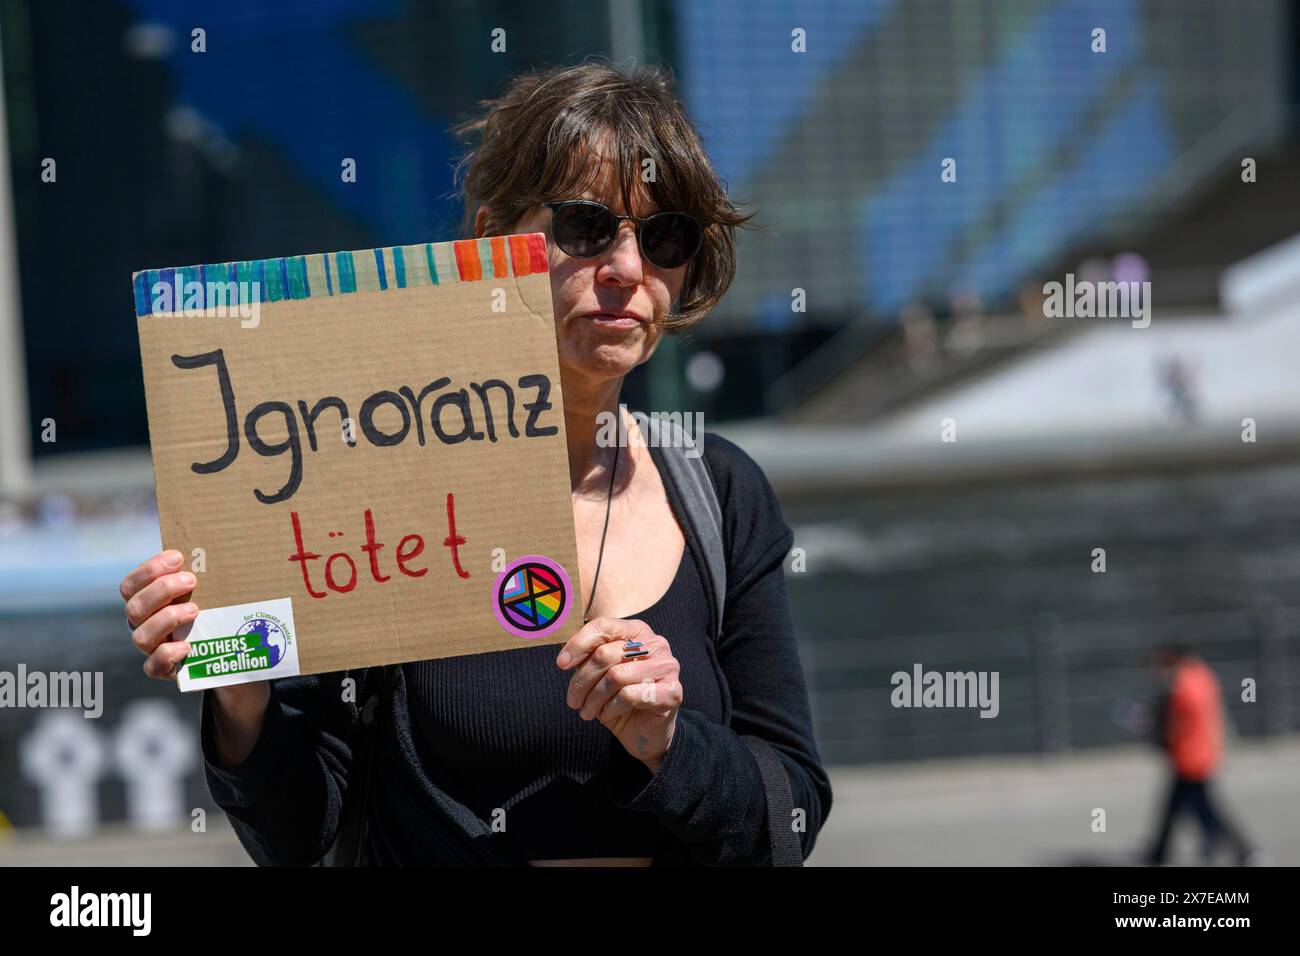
top-left (199, 431), bottom-right (833, 865)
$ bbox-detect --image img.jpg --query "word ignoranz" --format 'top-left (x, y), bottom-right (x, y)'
top-left (174, 348), bottom-right (559, 503)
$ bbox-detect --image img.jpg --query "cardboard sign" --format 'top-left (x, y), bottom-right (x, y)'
top-left (132, 234), bottom-right (582, 691)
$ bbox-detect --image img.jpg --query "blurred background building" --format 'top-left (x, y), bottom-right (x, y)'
top-left (1, 0), bottom-right (1298, 864)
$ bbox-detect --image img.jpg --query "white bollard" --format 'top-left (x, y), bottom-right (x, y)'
top-left (19, 712), bottom-right (106, 838)
top-left (112, 700), bottom-right (196, 831)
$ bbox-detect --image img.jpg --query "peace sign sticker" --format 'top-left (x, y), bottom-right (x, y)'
top-left (493, 555), bottom-right (573, 639)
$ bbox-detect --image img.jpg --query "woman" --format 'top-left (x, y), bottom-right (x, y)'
top-left (118, 61), bottom-right (831, 866)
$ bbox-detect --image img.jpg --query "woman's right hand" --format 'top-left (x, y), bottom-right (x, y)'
top-left (121, 549), bottom-right (200, 682)
top-left (121, 550), bottom-right (269, 765)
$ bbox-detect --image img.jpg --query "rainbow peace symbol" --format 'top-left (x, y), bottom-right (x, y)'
top-left (493, 555), bottom-right (572, 639)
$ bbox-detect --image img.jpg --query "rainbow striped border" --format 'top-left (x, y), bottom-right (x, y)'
top-left (132, 233), bottom-right (549, 317)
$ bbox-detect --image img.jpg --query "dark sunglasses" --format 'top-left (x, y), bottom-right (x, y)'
top-left (542, 200), bottom-right (704, 270)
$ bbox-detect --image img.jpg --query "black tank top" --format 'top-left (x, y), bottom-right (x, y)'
top-left (402, 542), bottom-right (722, 859)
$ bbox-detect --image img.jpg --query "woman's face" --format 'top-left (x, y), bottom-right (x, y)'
top-left (498, 174), bottom-right (689, 391)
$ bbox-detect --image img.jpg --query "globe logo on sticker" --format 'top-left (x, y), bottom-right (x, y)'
top-left (493, 555), bottom-right (571, 639)
top-left (237, 617), bottom-right (287, 668)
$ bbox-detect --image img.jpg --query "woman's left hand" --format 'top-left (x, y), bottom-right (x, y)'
top-left (556, 616), bottom-right (682, 773)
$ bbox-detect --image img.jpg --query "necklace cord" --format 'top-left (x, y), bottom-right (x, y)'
top-left (582, 441), bottom-right (619, 624)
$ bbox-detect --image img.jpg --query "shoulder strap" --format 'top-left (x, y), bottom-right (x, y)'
top-left (641, 414), bottom-right (803, 867)
top-left (740, 734), bottom-right (805, 866)
top-left (323, 663), bottom-right (400, 866)
top-left (641, 414), bottom-right (726, 642)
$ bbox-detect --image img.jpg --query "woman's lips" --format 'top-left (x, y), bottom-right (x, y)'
top-left (582, 311), bottom-right (642, 330)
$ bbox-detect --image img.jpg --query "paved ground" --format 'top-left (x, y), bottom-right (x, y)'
top-left (810, 738), bottom-right (1299, 866)
top-left (2, 738), bottom-right (1294, 866)
top-left (0, 817), bottom-right (254, 866)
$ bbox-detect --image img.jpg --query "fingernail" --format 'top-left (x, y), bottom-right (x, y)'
top-left (556, 651), bottom-right (571, 667)
top-left (182, 603), bottom-right (198, 615)
top-left (164, 550), bottom-right (183, 567)
top-left (178, 572), bottom-right (196, 588)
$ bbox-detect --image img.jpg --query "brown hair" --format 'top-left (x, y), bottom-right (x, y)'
top-left (452, 59), bottom-right (753, 331)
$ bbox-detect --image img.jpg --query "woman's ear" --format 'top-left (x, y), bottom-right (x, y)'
top-left (474, 206), bottom-right (492, 239)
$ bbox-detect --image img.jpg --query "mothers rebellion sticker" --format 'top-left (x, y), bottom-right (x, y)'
top-left (174, 597), bottom-right (300, 692)
top-left (493, 556), bottom-right (572, 639)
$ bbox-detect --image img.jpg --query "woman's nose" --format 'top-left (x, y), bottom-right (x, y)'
top-left (597, 222), bottom-right (644, 285)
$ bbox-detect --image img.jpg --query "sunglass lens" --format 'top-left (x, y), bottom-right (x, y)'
top-left (553, 203), bottom-right (615, 258)
top-left (642, 213), bottom-right (702, 269)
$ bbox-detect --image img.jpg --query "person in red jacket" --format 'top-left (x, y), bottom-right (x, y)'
top-left (1145, 644), bottom-right (1254, 865)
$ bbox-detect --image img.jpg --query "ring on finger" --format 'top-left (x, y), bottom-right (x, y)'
top-left (622, 639), bottom-right (650, 661)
